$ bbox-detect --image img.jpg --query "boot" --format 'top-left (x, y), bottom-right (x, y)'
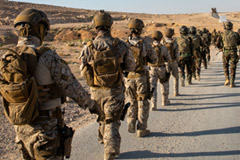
top-left (104, 154), bottom-right (115, 160)
top-left (224, 79), bottom-right (229, 86)
top-left (196, 75), bottom-right (200, 81)
top-left (230, 83), bottom-right (235, 88)
top-left (128, 123), bottom-right (135, 133)
top-left (137, 129), bottom-right (150, 137)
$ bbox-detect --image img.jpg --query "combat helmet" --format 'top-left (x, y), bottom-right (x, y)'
top-left (151, 31), bottom-right (163, 40)
top-left (224, 21), bottom-right (233, 30)
top-left (14, 8), bottom-right (50, 44)
top-left (14, 8), bottom-right (50, 29)
top-left (128, 18), bottom-right (144, 31)
top-left (189, 26), bottom-right (197, 34)
top-left (202, 28), bottom-right (208, 33)
top-left (164, 28), bottom-right (174, 37)
top-left (92, 10), bottom-right (113, 28)
top-left (179, 25), bottom-right (189, 35)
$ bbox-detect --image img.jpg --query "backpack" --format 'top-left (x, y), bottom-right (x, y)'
top-left (149, 44), bottom-right (164, 67)
top-left (163, 39), bottom-right (175, 60)
top-left (128, 39), bottom-right (147, 72)
top-left (0, 46), bottom-right (49, 125)
top-left (84, 38), bottom-right (122, 88)
top-left (202, 33), bottom-right (211, 47)
top-left (222, 30), bottom-right (238, 48)
top-left (177, 36), bottom-right (191, 54)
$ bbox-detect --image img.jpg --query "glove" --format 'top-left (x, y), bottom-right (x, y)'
top-left (89, 101), bottom-right (102, 116)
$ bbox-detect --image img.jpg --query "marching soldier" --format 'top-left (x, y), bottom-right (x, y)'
top-left (149, 31), bottom-right (172, 110)
top-left (79, 10), bottom-right (136, 160)
top-left (124, 18), bottom-right (157, 137)
top-left (162, 28), bottom-right (180, 96)
top-left (216, 21), bottom-right (240, 87)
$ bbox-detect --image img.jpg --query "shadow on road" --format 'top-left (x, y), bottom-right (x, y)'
top-left (177, 93), bottom-right (240, 101)
top-left (158, 102), bottom-right (240, 112)
top-left (117, 150), bottom-right (240, 159)
top-left (149, 126), bottom-right (240, 137)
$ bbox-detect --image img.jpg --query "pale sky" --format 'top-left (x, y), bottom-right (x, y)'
top-left (10, 0), bottom-right (240, 14)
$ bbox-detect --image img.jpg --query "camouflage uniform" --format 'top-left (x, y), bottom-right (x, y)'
top-left (163, 36), bottom-right (179, 96)
top-left (149, 40), bottom-right (171, 109)
top-left (125, 36), bottom-right (157, 135)
top-left (202, 30), bottom-right (211, 67)
top-left (13, 36), bottom-right (96, 160)
top-left (79, 31), bottom-right (136, 160)
top-left (216, 28), bottom-right (240, 86)
top-left (177, 34), bottom-right (193, 86)
top-left (189, 32), bottom-right (203, 80)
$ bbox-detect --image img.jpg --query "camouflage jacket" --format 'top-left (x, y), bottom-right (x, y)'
top-left (162, 36), bottom-right (179, 61)
top-left (79, 31), bottom-right (136, 82)
top-left (14, 36), bottom-right (95, 110)
top-left (125, 35), bottom-right (157, 71)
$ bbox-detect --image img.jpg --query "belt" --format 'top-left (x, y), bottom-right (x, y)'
top-left (224, 47), bottom-right (237, 50)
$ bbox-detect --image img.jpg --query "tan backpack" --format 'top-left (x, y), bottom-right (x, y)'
top-left (128, 39), bottom-right (147, 72)
top-left (163, 39), bottom-right (175, 60)
top-left (83, 38), bottom-right (122, 88)
top-left (0, 46), bottom-right (49, 125)
top-left (222, 30), bottom-right (238, 48)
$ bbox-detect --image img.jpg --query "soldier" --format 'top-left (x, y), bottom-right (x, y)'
top-left (211, 29), bottom-right (218, 47)
top-left (124, 18), bottom-right (157, 137)
top-left (177, 25), bottom-right (193, 86)
top-left (202, 28), bottom-right (211, 66)
top-left (149, 31), bottom-right (171, 110)
top-left (189, 26), bottom-right (203, 81)
top-left (216, 21), bottom-right (240, 87)
top-left (79, 10), bottom-right (136, 160)
top-left (162, 28), bottom-right (180, 96)
top-left (0, 8), bottom-right (100, 160)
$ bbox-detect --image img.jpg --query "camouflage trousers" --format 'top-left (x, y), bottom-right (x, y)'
top-left (195, 58), bottom-right (202, 77)
top-left (90, 86), bottom-right (124, 160)
top-left (169, 61), bottom-right (179, 95)
top-left (178, 56), bottom-right (193, 83)
top-left (191, 58), bottom-right (196, 79)
top-left (222, 50), bottom-right (239, 85)
top-left (201, 52), bottom-right (207, 69)
top-left (14, 107), bottom-right (64, 160)
top-left (149, 66), bottom-right (169, 109)
top-left (125, 75), bottom-right (150, 131)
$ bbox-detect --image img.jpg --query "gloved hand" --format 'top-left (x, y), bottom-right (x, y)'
top-left (89, 101), bottom-right (102, 116)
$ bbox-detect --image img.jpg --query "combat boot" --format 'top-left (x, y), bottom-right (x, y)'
top-left (224, 79), bottom-right (230, 86)
top-left (230, 83), bottom-right (235, 88)
top-left (196, 75), bottom-right (200, 81)
top-left (137, 129), bottom-right (150, 137)
top-left (104, 154), bottom-right (115, 160)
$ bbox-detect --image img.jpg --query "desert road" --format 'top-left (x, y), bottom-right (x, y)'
top-left (70, 50), bottom-right (240, 160)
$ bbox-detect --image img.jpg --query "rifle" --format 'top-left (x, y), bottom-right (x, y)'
top-left (120, 102), bottom-right (130, 121)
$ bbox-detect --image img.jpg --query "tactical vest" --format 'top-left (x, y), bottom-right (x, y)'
top-left (0, 46), bottom-right (64, 125)
top-left (222, 30), bottom-right (238, 48)
top-left (190, 34), bottom-right (201, 50)
top-left (177, 36), bottom-right (191, 56)
top-left (127, 39), bottom-right (147, 73)
top-left (85, 38), bottom-right (122, 88)
top-left (149, 44), bottom-right (164, 67)
top-left (163, 39), bottom-right (176, 60)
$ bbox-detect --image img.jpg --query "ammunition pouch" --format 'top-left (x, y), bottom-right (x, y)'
top-left (105, 108), bottom-right (122, 124)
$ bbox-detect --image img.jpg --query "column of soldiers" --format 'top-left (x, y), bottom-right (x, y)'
top-left (2, 8), bottom-right (239, 160)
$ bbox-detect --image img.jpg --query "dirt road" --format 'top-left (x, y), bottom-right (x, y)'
top-left (70, 49), bottom-right (240, 160)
